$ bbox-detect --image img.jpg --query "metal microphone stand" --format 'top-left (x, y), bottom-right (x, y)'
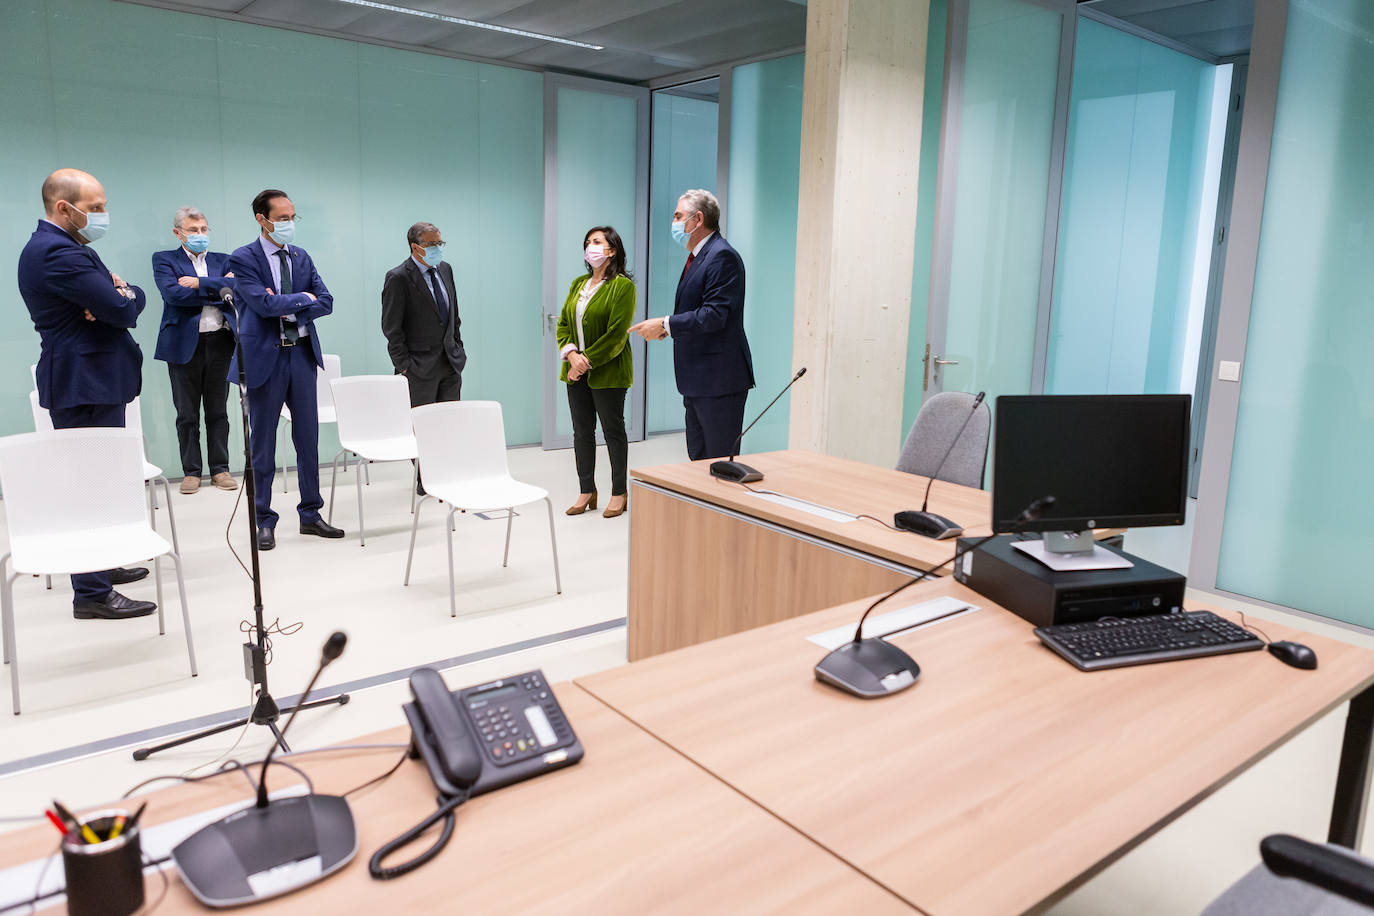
top-left (133, 290), bottom-right (349, 761)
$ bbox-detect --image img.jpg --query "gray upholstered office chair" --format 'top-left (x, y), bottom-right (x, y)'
top-left (1202, 835), bottom-right (1374, 915)
top-left (895, 391), bottom-right (991, 489)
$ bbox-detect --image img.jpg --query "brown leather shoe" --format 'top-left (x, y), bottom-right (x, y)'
top-left (602, 494), bottom-right (628, 518)
top-left (179, 476), bottom-right (201, 495)
top-left (566, 491), bottom-right (597, 515)
top-left (211, 472), bottom-right (239, 491)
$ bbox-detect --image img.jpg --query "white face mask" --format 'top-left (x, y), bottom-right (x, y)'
top-left (585, 244), bottom-right (608, 268)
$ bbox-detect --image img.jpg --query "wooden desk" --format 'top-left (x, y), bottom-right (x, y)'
top-left (0, 685), bottom-right (912, 915)
top-left (581, 580), bottom-right (1374, 915)
top-left (628, 450), bottom-right (991, 660)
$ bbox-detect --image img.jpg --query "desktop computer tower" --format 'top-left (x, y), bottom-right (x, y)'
top-left (953, 535), bottom-right (1186, 628)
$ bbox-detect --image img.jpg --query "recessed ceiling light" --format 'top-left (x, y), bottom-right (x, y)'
top-left (333, 0), bottom-right (605, 50)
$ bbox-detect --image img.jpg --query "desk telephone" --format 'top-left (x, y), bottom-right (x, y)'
top-left (369, 666), bottom-right (583, 879)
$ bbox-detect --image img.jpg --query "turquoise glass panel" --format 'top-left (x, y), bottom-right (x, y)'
top-left (941, 0), bottom-right (1061, 404)
top-left (1215, 0), bottom-right (1374, 625)
top-left (647, 90), bottom-right (719, 434)
top-left (729, 53), bottom-right (805, 454)
top-left (0, 0), bottom-right (545, 473)
top-left (552, 87), bottom-right (639, 440)
top-left (1047, 18), bottom-right (1227, 397)
top-left (902, 0), bottom-right (948, 439)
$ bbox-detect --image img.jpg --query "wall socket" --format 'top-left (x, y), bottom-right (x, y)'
top-left (1218, 360), bottom-right (1241, 382)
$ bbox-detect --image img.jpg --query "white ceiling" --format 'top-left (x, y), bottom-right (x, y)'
top-left (129, 0), bottom-right (809, 83)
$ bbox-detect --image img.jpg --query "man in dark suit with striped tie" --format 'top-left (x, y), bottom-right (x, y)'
top-left (630, 188), bottom-right (755, 460)
top-left (228, 189), bottom-right (345, 550)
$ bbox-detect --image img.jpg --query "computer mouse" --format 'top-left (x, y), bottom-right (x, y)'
top-left (893, 510), bottom-right (963, 540)
top-left (1268, 640), bottom-right (1318, 670)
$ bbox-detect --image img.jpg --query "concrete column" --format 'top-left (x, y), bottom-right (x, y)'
top-left (787, 0), bottom-right (929, 467)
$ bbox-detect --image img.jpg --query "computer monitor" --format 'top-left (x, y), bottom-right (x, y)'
top-left (991, 394), bottom-right (1190, 561)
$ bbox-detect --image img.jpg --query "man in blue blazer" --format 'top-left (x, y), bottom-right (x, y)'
top-left (153, 206), bottom-right (238, 495)
top-left (631, 189), bottom-right (755, 459)
top-left (228, 189), bottom-right (344, 550)
top-left (17, 168), bottom-right (155, 620)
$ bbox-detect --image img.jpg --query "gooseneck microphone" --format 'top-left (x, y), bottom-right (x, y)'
top-left (815, 495), bottom-right (1054, 699)
top-left (256, 631), bottom-right (348, 808)
top-left (710, 367), bottom-right (807, 484)
top-left (893, 392), bottom-right (986, 540)
top-left (172, 632), bottom-right (357, 908)
top-left (218, 285), bottom-right (235, 304)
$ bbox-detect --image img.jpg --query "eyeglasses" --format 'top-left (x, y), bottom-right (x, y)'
top-left (265, 215), bottom-right (301, 222)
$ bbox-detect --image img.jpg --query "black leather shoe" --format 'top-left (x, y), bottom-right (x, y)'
top-left (110, 567), bottom-right (149, 585)
top-left (74, 590), bottom-right (156, 620)
top-left (300, 519), bottom-right (345, 539)
top-left (257, 527), bottom-right (276, 551)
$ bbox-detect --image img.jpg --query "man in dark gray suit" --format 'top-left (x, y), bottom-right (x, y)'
top-left (381, 221), bottom-right (465, 493)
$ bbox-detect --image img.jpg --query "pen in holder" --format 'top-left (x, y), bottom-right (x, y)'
top-left (61, 809), bottom-right (144, 916)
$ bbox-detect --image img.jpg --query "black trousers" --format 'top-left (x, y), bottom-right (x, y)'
top-left (405, 367), bottom-right (462, 408)
top-left (168, 327), bottom-right (235, 476)
top-left (566, 379), bottom-right (628, 496)
top-left (684, 391), bottom-right (749, 461)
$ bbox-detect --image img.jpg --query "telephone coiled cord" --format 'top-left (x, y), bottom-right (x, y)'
top-left (368, 791), bottom-right (469, 880)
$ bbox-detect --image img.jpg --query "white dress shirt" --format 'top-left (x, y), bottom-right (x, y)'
top-left (186, 249), bottom-right (225, 332)
top-left (257, 235), bottom-right (308, 338)
top-left (662, 231), bottom-right (715, 338)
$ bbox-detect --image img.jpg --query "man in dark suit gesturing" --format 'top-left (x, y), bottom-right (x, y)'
top-left (152, 206), bottom-right (238, 495)
top-left (229, 189), bottom-right (344, 550)
top-left (630, 189), bottom-right (755, 460)
top-left (380, 221), bottom-right (466, 407)
top-left (17, 168), bottom-right (154, 620)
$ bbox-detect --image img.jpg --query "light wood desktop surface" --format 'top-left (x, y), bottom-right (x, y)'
top-left (0, 685), bottom-right (913, 915)
top-left (628, 450), bottom-right (990, 659)
top-left (581, 579), bottom-right (1374, 915)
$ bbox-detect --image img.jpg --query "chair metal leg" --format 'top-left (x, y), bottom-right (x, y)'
top-left (44, 575), bottom-right (51, 590)
top-left (544, 498), bottom-right (562, 595)
top-left (327, 449), bottom-right (345, 524)
top-left (153, 552), bottom-right (164, 637)
top-left (158, 476), bottom-right (181, 556)
top-left (355, 453), bottom-right (366, 547)
top-left (146, 480), bottom-right (156, 532)
top-left (363, 458), bottom-right (371, 486)
top-left (3, 559), bottom-right (20, 714)
top-left (1, 555), bottom-right (11, 667)
top-left (166, 552), bottom-right (197, 676)
top-left (446, 507), bottom-right (457, 618)
top-left (149, 476), bottom-right (160, 510)
top-left (503, 509), bottom-right (514, 568)
top-left (404, 495), bottom-right (431, 586)
top-left (410, 463), bottom-right (418, 514)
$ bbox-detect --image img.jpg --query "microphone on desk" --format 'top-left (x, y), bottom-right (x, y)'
top-left (893, 392), bottom-right (986, 541)
top-left (815, 495), bottom-right (1054, 699)
top-left (710, 367), bottom-right (807, 484)
top-left (172, 632), bottom-right (358, 908)
top-left (218, 286), bottom-right (235, 304)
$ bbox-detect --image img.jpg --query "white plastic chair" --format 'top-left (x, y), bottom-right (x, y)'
top-left (327, 376), bottom-right (419, 546)
top-left (0, 429), bottom-right (196, 714)
top-left (278, 353), bottom-right (342, 493)
top-left (29, 393), bottom-right (180, 576)
top-left (405, 402), bottom-right (561, 617)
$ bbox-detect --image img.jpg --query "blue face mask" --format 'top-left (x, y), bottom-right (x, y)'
top-left (266, 219), bottom-right (294, 247)
top-left (670, 220), bottom-right (689, 249)
top-left (183, 233), bottom-right (210, 254)
top-left (70, 205), bottom-right (109, 243)
top-left (422, 245), bottom-right (444, 267)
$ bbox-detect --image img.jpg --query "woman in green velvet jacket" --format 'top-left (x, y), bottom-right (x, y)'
top-left (556, 226), bottom-right (636, 518)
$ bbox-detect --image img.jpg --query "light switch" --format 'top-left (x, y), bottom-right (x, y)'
top-left (1218, 360), bottom-right (1241, 382)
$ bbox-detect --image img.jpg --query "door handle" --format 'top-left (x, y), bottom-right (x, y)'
top-left (933, 357), bottom-right (959, 367)
top-left (544, 313), bottom-right (556, 333)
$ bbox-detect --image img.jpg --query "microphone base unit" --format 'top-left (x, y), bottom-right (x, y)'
top-left (172, 793), bottom-right (357, 908)
top-left (814, 638), bottom-right (921, 698)
top-left (709, 460), bottom-right (763, 483)
top-left (893, 510), bottom-right (964, 540)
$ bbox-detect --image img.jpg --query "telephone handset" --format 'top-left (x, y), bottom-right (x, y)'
top-left (369, 666), bottom-right (583, 879)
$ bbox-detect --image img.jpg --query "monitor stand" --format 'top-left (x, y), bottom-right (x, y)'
top-left (1013, 530), bottom-right (1134, 572)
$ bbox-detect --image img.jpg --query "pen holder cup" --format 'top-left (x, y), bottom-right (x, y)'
top-left (61, 810), bottom-right (144, 916)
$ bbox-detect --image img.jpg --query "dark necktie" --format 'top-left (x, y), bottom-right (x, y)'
top-left (680, 252), bottom-right (694, 281)
top-left (275, 249), bottom-right (298, 344)
top-left (427, 268), bottom-right (450, 327)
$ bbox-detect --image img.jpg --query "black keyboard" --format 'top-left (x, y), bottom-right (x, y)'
top-left (1034, 610), bottom-right (1265, 671)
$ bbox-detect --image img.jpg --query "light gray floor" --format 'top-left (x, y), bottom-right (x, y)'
top-left (0, 452), bottom-right (1367, 914)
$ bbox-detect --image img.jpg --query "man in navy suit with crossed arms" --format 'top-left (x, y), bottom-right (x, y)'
top-left (630, 188), bottom-right (755, 460)
top-left (17, 168), bottom-right (155, 620)
top-left (229, 189), bottom-right (345, 551)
